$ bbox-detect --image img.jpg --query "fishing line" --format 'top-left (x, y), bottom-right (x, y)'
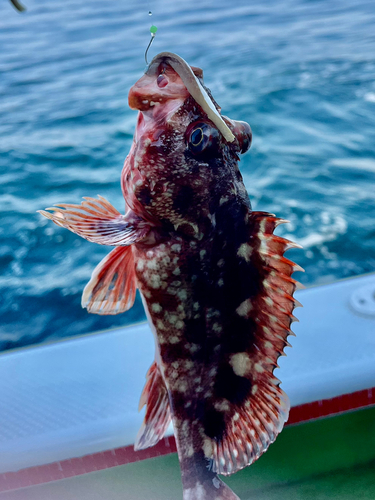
top-left (145, 21), bottom-right (158, 65)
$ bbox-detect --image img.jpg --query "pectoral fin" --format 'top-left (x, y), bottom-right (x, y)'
top-left (82, 246), bottom-right (136, 315)
top-left (135, 361), bottom-right (171, 451)
top-left (38, 196), bottom-right (149, 246)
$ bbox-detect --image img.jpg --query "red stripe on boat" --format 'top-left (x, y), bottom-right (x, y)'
top-left (1, 387), bottom-right (374, 493)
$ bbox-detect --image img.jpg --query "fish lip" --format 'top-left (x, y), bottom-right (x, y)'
top-left (128, 64), bottom-right (189, 113)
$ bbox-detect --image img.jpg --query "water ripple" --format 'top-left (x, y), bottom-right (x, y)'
top-left (1, 0), bottom-right (375, 350)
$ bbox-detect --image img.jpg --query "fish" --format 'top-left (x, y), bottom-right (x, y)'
top-left (39, 52), bottom-right (303, 500)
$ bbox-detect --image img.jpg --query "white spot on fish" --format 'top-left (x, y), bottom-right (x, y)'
top-left (171, 243), bottom-right (181, 252)
top-left (218, 278), bottom-right (224, 287)
top-left (200, 249), bottom-right (206, 259)
top-left (229, 352), bottom-right (252, 377)
top-left (172, 267), bottom-right (181, 276)
top-left (236, 299), bottom-right (253, 317)
top-left (136, 260), bottom-right (145, 271)
top-left (264, 296), bottom-right (274, 306)
top-left (147, 259), bottom-right (158, 270)
top-left (217, 258), bottom-right (225, 267)
top-left (176, 379), bottom-right (188, 392)
top-left (254, 363), bottom-right (264, 373)
top-left (186, 445), bottom-right (194, 457)
top-left (187, 343), bottom-right (200, 353)
top-left (214, 400), bottom-right (230, 412)
top-left (193, 302), bottom-right (200, 311)
top-left (177, 289), bottom-right (187, 301)
top-left (150, 274), bottom-right (161, 289)
top-left (212, 477), bottom-right (220, 489)
top-left (169, 336), bottom-right (180, 344)
top-left (167, 314), bottom-right (178, 325)
top-left (162, 255), bottom-right (171, 265)
top-left (212, 322), bottom-right (222, 333)
top-left (151, 303), bottom-right (162, 313)
top-left (184, 483), bottom-right (205, 500)
top-left (203, 438), bottom-right (213, 458)
top-left (237, 242), bottom-right (253, 262)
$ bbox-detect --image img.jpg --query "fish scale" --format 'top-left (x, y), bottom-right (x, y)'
top-left (39, 51), bottom-right (302, 500)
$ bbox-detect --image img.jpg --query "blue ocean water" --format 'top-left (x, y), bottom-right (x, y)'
top-left (1, 0), bottom-right (374, 351)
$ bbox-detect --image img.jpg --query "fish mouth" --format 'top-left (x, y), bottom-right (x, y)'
top-left (128, 59), bottom-right (190, 113)
top-left (129, 52), bottom-right (236, 143)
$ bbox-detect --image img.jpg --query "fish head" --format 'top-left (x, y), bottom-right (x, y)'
top-left (125, 52), bottom-right (252, 236)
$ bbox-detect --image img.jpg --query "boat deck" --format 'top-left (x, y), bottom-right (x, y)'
top-left (1, 405), bottom-right (374, 499)
top-left (1, 273), bottom-right (375, 498)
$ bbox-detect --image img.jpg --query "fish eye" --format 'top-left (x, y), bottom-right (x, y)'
top-left (191, 127), bottom-right (204, 146)
top-left (187, 122), bottom-right (219, 155)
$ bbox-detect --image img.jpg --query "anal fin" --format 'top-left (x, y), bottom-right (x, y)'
top-left (82, 246), bottom-right (136, 315)
top-left (135, 361), bottom-right (171, 451)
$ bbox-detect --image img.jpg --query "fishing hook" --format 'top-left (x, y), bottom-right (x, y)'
top-left (145, 25), bottom-right (158, 65)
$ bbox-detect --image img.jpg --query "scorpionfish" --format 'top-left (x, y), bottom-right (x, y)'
top-left (40, 52), bottom-right (302, 500)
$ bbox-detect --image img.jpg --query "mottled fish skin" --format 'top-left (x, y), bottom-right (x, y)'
top-left (39, 52), bottom-right (302, 500)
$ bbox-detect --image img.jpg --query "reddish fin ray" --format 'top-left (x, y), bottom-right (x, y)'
top-left (135, 361), bottom-right (171, 451)
top-left (38, 196), bottom-right (149, 246)
top-left (206, 211), bottom-right (302, 476)
top-left (82, 246), bottom-right (136, 315)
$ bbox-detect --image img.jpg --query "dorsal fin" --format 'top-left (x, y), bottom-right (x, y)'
top-left (202, 211), bottom-right (304, 475)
